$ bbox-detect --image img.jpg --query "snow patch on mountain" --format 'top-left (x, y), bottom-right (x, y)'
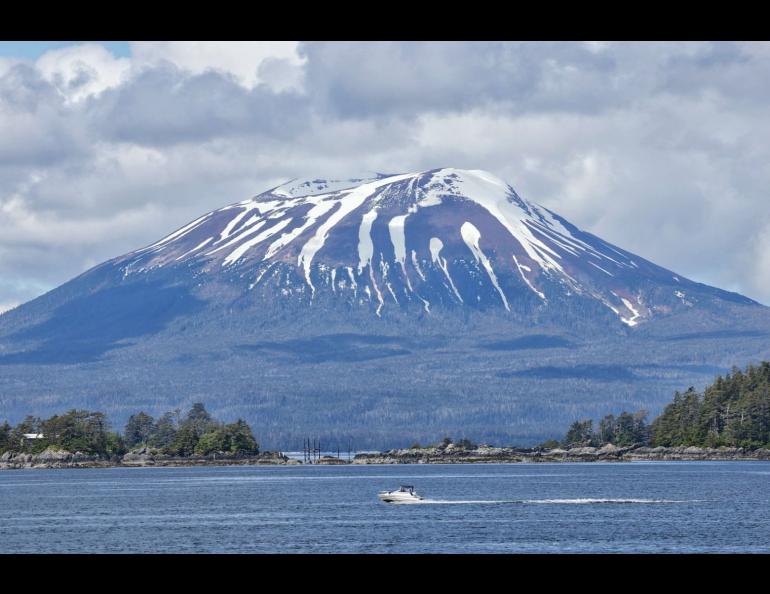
top-left (116, 167), bottom-right (758, 327)
top-left (461, 221), bottom-right (510, 311)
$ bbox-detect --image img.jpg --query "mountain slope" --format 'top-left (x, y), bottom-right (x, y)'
top-left (111, 167), bottom-right (754, 323)
top-left (0, 168), bottom-right (766, 448)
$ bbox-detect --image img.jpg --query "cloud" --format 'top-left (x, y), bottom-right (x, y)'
top-left (130, 41), bottom-right (306, 92)
top-left (300, 41), bottom-right (624, 118)
top-left (89, 64), bottom-right (309, 146)
top-left (1, 41), bottom-right (770, 308)
top-left (0, 57), bottom-right (22, 77)
top-left (35, 43), bottom-right (131, 103)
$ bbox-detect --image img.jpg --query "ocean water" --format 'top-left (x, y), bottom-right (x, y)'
top-left (1, 461), bottom-right (769, 553)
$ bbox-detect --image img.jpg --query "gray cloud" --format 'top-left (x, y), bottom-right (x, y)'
top-left (300, 41), bottom-right (624, 118)
top-left (0, 65), bottom-right (90, 166)
top-left (89, 63), bottom-right (310, 146)
top-left (1, 41), bottom-right (770, 310)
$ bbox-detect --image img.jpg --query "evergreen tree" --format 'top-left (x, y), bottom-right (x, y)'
top-left (2, 404), bottom-right (262, 459)
top-left (456, 438), bottom-right (477, 450)
top-left (225, 419), bottom-right (259, 454)
top-left (166, 423), bottom-right (200, 456)
top-left (182, 403), bottom-right (215, 435)
top-left (563, 420), bottom-right (594, 447)
top-left (597, 414), bottom-right (616, 445)
top-left (148, 412), bottom-right (177, 449)
top-left (648, 365), bottom-right (770, 449)
top-left (11, 416), bottom-right (45, 453)
top-left (194, 430), bottom-right (228, 455)
top-left (124, 412), bottom-right (156, 448)
top-left (615, 411), bottom-right (643, 446)
top-left (40, 410), bottom-right (110, 455)
top-left (0, 421), bottom-right (11, 453)
top-left (651, 388), bottom-right (702, 447)
top-left (105, 432), bottom-right (127, 457)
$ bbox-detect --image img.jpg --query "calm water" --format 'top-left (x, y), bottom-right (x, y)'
top-left (1, 461), bottom-right (769, 553)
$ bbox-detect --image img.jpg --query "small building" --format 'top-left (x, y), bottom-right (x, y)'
top-left (21, 433), bottom-right (45, 445)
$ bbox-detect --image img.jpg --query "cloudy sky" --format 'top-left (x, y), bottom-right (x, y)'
top-left (1, 40), bottom-right (769, 312)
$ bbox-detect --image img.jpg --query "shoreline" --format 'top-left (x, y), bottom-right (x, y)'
top-left (350, 444), bottom-right (770, 464)
top-left (0, 449), bottom-right (295, 470)
top-left (3, 443), bottom-right (770, 469)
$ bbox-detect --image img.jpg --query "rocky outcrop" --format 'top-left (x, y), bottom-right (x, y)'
top-left (119, 448), bottom-right (291, 467)
top-left (5, 444), bottom-right (769, 470)
top-left (623, 446), bottom-right (770, 461)
top-left (0, 447), bottom-right (113, 469)
top-left (352, 444), bottom-right (770, 464)
top-left (353, 444), bottom-right (540, 464)
top-left (0, 447), bottom-right (291, 469)
top-left (315, 455), bottom-right (350, 465)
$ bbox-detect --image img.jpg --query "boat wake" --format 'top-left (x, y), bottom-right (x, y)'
top-left (520, 498), bottom-right (693, 505)
top-left (409, 498), bottom-right (694, 505)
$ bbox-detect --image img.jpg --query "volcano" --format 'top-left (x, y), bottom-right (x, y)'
top-left (0, 168), bottom-right (767, 448)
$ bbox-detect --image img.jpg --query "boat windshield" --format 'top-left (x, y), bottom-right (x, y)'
top-left (399, 485), bottom-right (415, 492)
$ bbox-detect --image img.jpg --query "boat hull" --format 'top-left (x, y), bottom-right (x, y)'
top-left (378, 491), bottom-right (424, 504)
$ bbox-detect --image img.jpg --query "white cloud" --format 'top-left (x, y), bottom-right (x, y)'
top-left (2, 41), bottom-right (770, 308)
top-left (129, 41), bottom-right (306, 92)
top-left (35, 43), bottom-right (131, 102)
top-left (0, 57), bottom-right (22, 77)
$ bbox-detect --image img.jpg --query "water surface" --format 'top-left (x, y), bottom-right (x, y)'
top-left (1, 461), bottom-right (768, 553)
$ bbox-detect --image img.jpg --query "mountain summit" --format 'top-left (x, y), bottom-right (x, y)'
top-left (0, 168), bottom-right (765, 448)
top-left (113, 167), bottom-right (754, 325)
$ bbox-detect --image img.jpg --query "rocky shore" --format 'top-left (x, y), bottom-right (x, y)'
top-left (5, 444), bottom-right (770, 470)
top-left (0, 447), bottom-right (292, 469)
top-left (352, 443), bottom-right (770, 464)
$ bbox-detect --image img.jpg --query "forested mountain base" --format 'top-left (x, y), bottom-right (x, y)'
top-left (5, 362), bottom-right (770, 468)
top-left (651, 362), bottom-right (770, 448)
top-left (553, 361), bottom-right (770, 450)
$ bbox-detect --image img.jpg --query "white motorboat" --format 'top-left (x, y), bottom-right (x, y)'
top-left (378, 485), bottom-right (424, 503)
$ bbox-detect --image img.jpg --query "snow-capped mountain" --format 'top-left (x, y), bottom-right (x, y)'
top-left (112, 167), bottom-right (754, 325)
top-left (0, 167), bottom-right (766, 448)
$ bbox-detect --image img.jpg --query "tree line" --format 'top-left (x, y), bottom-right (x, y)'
top-left (0, 403), bottom-right (259, 458)
top-left (548, 361), bottom-right (770, 450)
top-left (5, 361), bottom-right (770, 455)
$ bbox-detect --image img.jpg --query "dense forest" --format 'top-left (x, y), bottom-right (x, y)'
top-left (4, 362), bottom-right (770, 456)
top-left (0, 403), bottom-right (259, 458)
top-left (551, 362), bottom-right (770, 450)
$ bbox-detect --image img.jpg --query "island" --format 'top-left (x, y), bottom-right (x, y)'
top-left (3, 361), bottom-right (770, 469)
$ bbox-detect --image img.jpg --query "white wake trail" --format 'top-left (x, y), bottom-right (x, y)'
top-left (397, 498), bottom-right (695, 505)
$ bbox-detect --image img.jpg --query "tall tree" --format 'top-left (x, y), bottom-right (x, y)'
top-left (225, 420), bottom-right (259, 454)
top-left (563, 420), bottom-right (594, 447)
top-left (148, 412), bottom-right (177, 449)
top-left (182, 403), bottom-right (215, 435)
top-left (124, 412), bottom-right (155, 448)
top-left (597, 414), bottom-right (616, 445)
top-left (0, 421), bottom-right (11, 453)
